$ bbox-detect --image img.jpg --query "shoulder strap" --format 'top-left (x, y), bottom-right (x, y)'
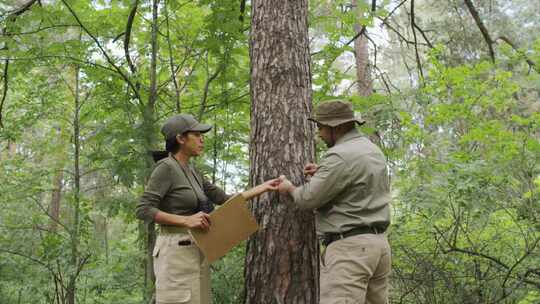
top-left (173, 159), bottom-right (214, 213)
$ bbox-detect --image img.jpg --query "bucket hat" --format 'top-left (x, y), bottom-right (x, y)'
top-left (308, 100), bottom-right (366, 127)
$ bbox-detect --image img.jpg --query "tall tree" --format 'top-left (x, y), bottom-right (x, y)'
top-left (142, 0), bottom-right (160, 302)
top-left (245, 0), bottom-right (319, 303)
top-left (352, 0), bottom-right (373, 97)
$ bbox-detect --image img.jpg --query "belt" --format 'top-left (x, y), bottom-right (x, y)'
top-left (158, 225), bottom-right (189, 234)
top-left (158, 226), bottom-right (193, 246)
top-left (321, 226), bottom-right (387, 247)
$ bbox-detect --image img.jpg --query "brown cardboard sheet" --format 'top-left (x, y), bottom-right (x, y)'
top-left (189, 194), bottom-right (258, 263)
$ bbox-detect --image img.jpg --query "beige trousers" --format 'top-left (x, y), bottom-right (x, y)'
top-left (320, 233), bottom-right (391, 304)
top-left (153, 227), bottom-right (211, 304)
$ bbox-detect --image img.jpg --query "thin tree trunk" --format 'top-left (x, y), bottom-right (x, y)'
top-left (353, 0), bottom-right (372, 97)
top-left (8, 140), bottom-right (16, 157)
top-left (49, 168), bottom-right (64, 232)
top-left (245, 0), bottom-right (319, 303)
top-left (49, 124), bottom-right (67, 232)
top-left (352, 0), bottom-right (381, 146)
top-left (142, 1), bottom-right (160, 302)
top-left (67, 64), bottom-right (81, 304)
top-left (212, 119), bottom-right (218, 184)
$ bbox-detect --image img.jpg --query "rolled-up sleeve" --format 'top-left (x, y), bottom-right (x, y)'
top-left (136, 163), bottom-right (172, 223)
top-left (291, 153), bottom-right (350, 210)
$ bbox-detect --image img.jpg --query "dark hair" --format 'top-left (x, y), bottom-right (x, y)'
top-left (151, 150), bottom-right (168, 163)
top-left (151, 135), bottom-right (182, 163)
top-left (165, 136), bottom-right (181, 154)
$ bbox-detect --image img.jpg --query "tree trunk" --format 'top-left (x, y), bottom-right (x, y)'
top-left (353, 0), bottom-right (380, 146)
top-left (67, 64), bottom-right (81, 304)
top-left (49, 125), bottom-right (67, 232)
top-left (142, 1), bottom-right (160, 302)
top-left (245, 1), bottom-right (319, 303)
top-left (8, 140), bottom-right (16, 157)
top-left (353, 21), bottom-right (372, 95)
top-left (48, 168), bottom-right (63, 232)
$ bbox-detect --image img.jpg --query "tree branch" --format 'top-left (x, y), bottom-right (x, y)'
top-left (148, 0), bottom-right (160, 111)
top-left (463, 0), bottom-right (495, 62)
top-left (377, 17), bottom-right (429, 47)
top-left (7, 0), bottom-right (40, 17)
top-left (380, 0), bottom-right (408, 24)
top-left (198, 64), bottom-right (223, 120)
top-left (0, 59), bottom-right (8, 128)
top-left (3, 24), bottom-right (79, 36)
top-left (0, 55), bottom-right (118, 73)
top-left (410, 0), bottom-right (425, 82)
top-left (500, 237), bottom-right (540, 299)
top-left (497, 36), bottom-right (538, 73)
top-left (60, 0), bottom-right (142, 102)
top-left (124, 0), bottom-right (139, 75)
top-left (164, 0), bottom-right (181, 112)
top-left (0, 248), bottom-right (64, 287)
top-left (345, 22), bottom-right (367, 47)
top-left (1, 0), bottom-right (41, 128)
top-left (411, 19), bottom-right (433, 48)
top-left (344, 0), bottom-right (377, 47)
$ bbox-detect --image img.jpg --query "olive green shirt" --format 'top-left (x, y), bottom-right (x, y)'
top-left (136, 156), bottom-right (230, 223)
top-left (291, 128), bottom-right (391, 235)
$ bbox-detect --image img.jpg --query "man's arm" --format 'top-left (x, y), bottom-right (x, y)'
top-left (279, 153), bottom-right (350, 210)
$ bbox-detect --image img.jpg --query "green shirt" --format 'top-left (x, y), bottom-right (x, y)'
top-left (291, 128), bottom-right (391, 235)
top-left (136, 156), bottom-right (230, 223)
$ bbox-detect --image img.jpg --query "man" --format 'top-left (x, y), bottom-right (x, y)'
top-left (278, 100), bottom-right (391, 304)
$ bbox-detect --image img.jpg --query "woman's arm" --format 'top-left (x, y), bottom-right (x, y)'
top-left (154, 210), bottom-right (211, 230)
top-left (136, 163), bottom-right (172, 223)
top-left (241, 178), bottom-right (281, 200)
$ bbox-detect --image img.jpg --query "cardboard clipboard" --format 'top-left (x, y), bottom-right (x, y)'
top-left (189, 194), bottom-right (258, 263)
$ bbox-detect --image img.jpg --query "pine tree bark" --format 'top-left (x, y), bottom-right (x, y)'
top-left (354, 30), bottom-right (372, 96)
top-left (353, 0), bottom-right (372, 97)
top-left (245, 1), bottom-right (319, 303)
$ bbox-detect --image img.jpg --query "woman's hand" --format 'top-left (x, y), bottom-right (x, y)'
top-left (260, 178), bottom-right (281, 191)
top-left (182, 212), bottom-right (211, 230)
top-left (241, 178), bottom-right (282, 200)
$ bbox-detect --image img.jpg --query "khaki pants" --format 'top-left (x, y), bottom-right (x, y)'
top-left (153, 227), bottom-right (211, 304)
top-left (320, 233), bottom-right (391, 304)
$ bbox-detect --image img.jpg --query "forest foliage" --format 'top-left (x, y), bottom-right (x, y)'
top-left (0, 0), bottom-right (539, 303)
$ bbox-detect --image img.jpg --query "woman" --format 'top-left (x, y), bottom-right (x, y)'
top-left (136, 114), bottom-right (279, 304)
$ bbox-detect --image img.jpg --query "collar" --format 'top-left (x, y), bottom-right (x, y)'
top-left (334, 128), bottom-right (363, 146)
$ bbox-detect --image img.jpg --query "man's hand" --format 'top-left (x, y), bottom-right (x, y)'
top-left (303, 163), bottom-right (318, 178)
top-left (183, 212), bottom-right (211, 230)
top-left (278, 175), bottom-right (295, 194)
